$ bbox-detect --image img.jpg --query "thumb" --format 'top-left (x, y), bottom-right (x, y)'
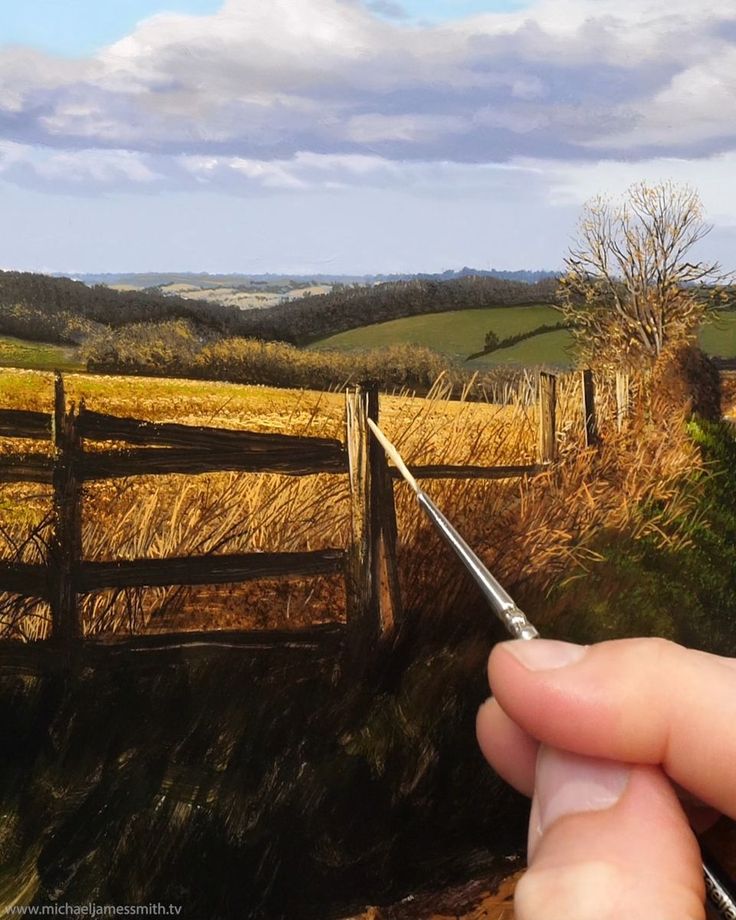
top-left (515, 746), bottom-right (706, 920)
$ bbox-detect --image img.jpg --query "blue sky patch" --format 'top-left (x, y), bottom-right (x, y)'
top-left (0, 0), bottom-right (222, 57)
top-left (394, 0), bottom-right (527, 22)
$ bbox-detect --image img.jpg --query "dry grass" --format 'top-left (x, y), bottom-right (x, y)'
top-left (722, 371), bottom-right (736, 418)
top-left (0, 370), bottom-right (536, 639)
top-left (0, 366), bottom-right (703, 642)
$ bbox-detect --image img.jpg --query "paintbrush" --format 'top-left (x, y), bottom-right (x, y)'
top-left (367, 418), bottom-right (538, 641)
top-left (367, 417), bottom-right (736, 919)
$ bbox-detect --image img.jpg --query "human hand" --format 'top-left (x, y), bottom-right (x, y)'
top-left (476, 637), bottom-right (736, 920)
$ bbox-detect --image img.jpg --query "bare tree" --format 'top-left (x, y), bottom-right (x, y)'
top-left (559, 182), bottom-right (726, 366)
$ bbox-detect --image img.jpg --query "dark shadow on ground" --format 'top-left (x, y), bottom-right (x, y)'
top-left (0, 610), bottom-right (528, 919)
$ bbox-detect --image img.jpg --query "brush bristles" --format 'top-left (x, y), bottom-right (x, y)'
top-left (367, 419), bottom-right (420, 494)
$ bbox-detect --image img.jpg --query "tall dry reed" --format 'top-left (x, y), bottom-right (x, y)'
top-left (0, 365), bottom-right (705, 640)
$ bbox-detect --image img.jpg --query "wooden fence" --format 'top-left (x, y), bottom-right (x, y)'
top-left (0, 370), bottom-right (626, 651)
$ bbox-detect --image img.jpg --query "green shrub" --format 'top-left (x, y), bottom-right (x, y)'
top-left (549, 420), bottom-right (736, 654)
top-left (194, 338), bottom-right (455, 392)
top-left (82, 320), bottom-right (205, 374)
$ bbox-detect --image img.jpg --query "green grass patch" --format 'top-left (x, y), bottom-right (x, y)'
top-left (467, 328), bottom-right (575, 368)
top-left (699, 311), bottom-right (736, 357)
top-left (310, 305), bottom-right (561, 361)
top-left (548, 420), bottom-right (736, 654)
top-left (0, 336), bottom-right (81, 372)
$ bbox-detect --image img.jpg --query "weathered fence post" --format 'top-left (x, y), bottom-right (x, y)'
top-left (345, 383), bottom-right (401, 647)
top-left (50, 374), bottom-right (82, 642)
top-left (538, 372), bottom-right (557, 464)
top-left (581, 369), bottom-right (599, 448)
top-left (615, 370), bottom-right (631, 432)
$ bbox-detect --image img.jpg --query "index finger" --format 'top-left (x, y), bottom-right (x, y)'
top-left (488, 637), bottom-right (736, 818)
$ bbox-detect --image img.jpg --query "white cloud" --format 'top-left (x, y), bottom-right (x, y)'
top-left (588, 50), bottom-right (736, 152)
top-left (180, 149), bottom-right (546, 195)
top-left (0, 142), bottom-right (549, 198)
top-left (0, 143), bottom-right (161, 193)
top-left (0, 0), bottom-right (735, 194)
top-left (6, 143), bottom-right (734, 272)
top-left (537, 151), bottom-right (736, 228)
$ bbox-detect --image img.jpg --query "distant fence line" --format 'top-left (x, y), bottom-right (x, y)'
top-left (0, 370), bottom-right (629, 651)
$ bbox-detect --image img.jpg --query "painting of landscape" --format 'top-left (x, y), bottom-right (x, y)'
top-left (2, 1), bottom-right (736, 918)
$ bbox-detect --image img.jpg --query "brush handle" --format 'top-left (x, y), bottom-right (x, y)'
top-left (703, 846), bottom-right (736, 919)
top-left (416, 491), bottom-right (539, 640)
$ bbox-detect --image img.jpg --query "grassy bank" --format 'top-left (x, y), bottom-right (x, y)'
top-left (467, 328), bottom-right (573, 368)
top-left (544, 419), bottom-right (736, 653)
top-left (701, 311), bottom-right (736, 358)
top-left (0, 336), bottom-right (81, 372)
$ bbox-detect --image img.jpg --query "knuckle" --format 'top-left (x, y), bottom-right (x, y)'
top-left (515, 861), bottom-right (627, 919)
top-left (621, 636), bottom-right (680, 672)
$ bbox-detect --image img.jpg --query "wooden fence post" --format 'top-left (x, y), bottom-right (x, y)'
top-left (581, 369), bottom-right (599, 448)
top-left (50, 373), bottom-right (82, 642)
top-left (616, 371), bottom-right (631, 432)
top-left (345, 383), bottom-right (401, 647)
top-left (538, 372), bottom-right (557, 464)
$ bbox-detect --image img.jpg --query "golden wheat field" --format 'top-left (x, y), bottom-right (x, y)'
top-left (0, 366), bottom-right (702, 644)
top-left (0, 368), bottom-right (554, 641)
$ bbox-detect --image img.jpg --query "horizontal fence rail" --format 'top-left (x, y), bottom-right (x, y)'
top-left (0, 455), bottom-right (55, 484)
top-left (78, 447), bottom-right (348, 481)
top-left (90, 622), bottom-right (348, 653)
top-left (76, 549), bottom-right (346, 593)
top-left (0, 623), bottom-right (349, 671)
top-left (0, 409), bottom-right (52, 440)
top-left (0, 561), bottom-right (48, 599)
top-left (79, 409), bottom-right (344, 453)
top-left (390, 463), bottom-right (542, 482)
top-left (78, 408), bottom-right (348, 480)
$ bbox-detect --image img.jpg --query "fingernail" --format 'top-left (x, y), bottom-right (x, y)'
top-left (504, 639), bottom-right (588, 671)
top-left (528, 746), bottom-right (631, 861)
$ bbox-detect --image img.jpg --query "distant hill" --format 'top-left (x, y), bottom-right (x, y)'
top-left (1, 270), bottom-right (560, 347)
top-left (380, 267), bottom-right (560, 284)
top-left (67, 268), bottom-right (559, 289)
top-left (231, 275), bottom-right (560, 344)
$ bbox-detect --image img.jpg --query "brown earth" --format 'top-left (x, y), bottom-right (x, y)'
top-left (345, 870), bottom-right (521, 920)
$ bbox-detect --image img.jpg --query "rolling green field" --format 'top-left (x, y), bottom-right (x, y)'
top-left (313, 306), bottom-right (736, 367)
top-left (311, 305), bottom-right (561, 362)
top-left (0, 336), bottom-right (81, 372)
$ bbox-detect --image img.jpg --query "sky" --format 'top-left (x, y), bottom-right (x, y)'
top-left (1, 0), bottom-right (736, 275)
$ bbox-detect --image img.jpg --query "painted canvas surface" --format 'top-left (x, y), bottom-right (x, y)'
top-left (2, 2), bottom-right (736, 918)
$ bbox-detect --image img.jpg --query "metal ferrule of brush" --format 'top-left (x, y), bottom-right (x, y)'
top-left (416, 491), bottom-right (539, 641)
